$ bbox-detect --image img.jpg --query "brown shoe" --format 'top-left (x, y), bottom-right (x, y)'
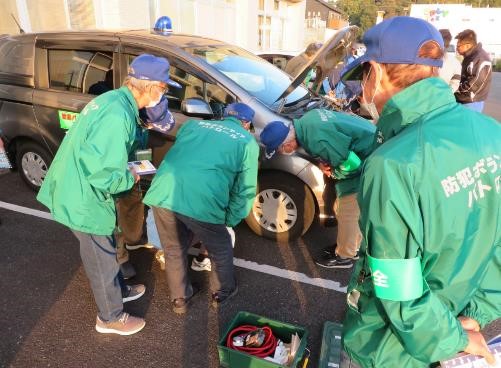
top-left (95, 312), bottom-right (145, 335)
top-left (172, 284), bottom-right (200, 314)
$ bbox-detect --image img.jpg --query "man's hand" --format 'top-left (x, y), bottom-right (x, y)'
top-left (317, 162), bottom-right (332, 177)
top-left (459, 316), bottom-right (480, 332)
top-left (464, 330), bottom-right (496, 366)
top-left (129, 167), bottom-right (140, 183)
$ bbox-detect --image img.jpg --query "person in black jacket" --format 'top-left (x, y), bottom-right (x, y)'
top-left (454, 29), bottom-right (492, 112)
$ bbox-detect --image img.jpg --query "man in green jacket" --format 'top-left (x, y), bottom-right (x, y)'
top-left (259, 109), bottom-right (375, 268)
top-left (143, 103), bottom-right (259, 314)
top-left (37, 54), bottom-right (180, 335)
top-left (339, 16), bottom-right (500, 367)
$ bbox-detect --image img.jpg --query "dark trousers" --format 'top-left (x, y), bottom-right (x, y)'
top-left (115, 183), bottom-right (148, 264)
top-left (152, 207), bottom-right (235, 300)
top-left (72, 230), bottom-right (127, 322)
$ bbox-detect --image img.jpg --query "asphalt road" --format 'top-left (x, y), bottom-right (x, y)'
top-left (0, 74), bottom-right (499, 367)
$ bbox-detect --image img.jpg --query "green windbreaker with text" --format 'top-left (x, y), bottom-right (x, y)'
top-left (343, 78), bottom-right (501, 367)
top-left (37, 87), bottom-right (137, 235)
top-left (143, 117), bottom-right (259, 227)
top-left (293, 109), bottom-right (376, 197)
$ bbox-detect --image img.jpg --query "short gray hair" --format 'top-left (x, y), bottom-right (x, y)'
top-left (123, 76), bottom-right (162, 94)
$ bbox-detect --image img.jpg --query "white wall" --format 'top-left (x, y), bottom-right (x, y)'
top-left (410, 4), bottom-right (501, 59)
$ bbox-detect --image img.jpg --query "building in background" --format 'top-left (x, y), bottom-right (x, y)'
top-left (0, 0), bottom-right (312, 53)
top-left (304, 0), bottom-right (347, 44)
top-left (410, 4), bottom-right (501, 62)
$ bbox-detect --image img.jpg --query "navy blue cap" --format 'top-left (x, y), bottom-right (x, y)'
top-left (342, 16), bottom-right (444, 81)
top-left (223, 103), bottom-right (255, 122)
top-left (139, 96), bottom-right (175, 134)
top-left (259, 121), bottom-right (291, 158)
top-left (128, 54), bottom-right (181, 88)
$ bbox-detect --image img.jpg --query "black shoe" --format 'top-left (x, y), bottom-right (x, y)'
top-left (120, 261), bottom-right (136, 280)
top-left (172, 284), bottom-right (200, 314)
top-left (211, 285), bottom-right (238, 308)
top-left (315, 254), bottom-right (354, 269)
top-left (322, 245), bottom-right (359, 260)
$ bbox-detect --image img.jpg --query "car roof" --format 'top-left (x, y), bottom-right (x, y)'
top-left (24, 29), bottom-right (227, 49)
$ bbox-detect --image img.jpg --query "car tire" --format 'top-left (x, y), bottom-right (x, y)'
top-left (245, 171), bottom-right (316, 242)
top-left (16, 142), bottom-right (52, 191)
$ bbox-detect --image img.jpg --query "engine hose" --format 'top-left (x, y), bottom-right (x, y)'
top-left (226, 325), bottom-right (277, 358)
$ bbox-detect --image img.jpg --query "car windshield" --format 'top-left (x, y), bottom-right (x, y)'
top-left (185, 45), bottom-right (308, 107)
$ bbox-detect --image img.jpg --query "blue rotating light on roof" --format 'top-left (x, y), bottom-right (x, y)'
top-left (153, 16), bottom-right (173, 35)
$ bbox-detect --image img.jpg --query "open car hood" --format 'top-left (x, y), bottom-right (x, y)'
top-left (275, 26), bottom-right (359, 103)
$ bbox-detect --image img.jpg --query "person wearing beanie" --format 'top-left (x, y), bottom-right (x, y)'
top-left (339, 16), bottom-right (499, 367)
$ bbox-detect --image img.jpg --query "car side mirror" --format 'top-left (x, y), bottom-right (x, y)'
top-left (181, 98), bottom-right (214, 118)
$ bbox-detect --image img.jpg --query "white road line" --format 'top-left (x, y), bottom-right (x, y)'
top-left (0, 200), bottom-right (53, 220)
top-left (0, 201), bottom-right (347, 293)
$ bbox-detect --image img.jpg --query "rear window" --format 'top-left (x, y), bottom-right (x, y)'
top-left (48, 49), bottom-right (112, 93)
top-left (0, 36), bottom-right (34, 76)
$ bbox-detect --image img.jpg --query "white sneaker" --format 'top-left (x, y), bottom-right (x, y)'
top-left (191, 257), bottom-right (211, 272)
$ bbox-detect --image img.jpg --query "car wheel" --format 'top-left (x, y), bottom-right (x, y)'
top-left (245, 171), bottom-right (316, 242)
top-left (16, 142), bottom-right (52, 191)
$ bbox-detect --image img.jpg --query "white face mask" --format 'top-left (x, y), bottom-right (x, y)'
top-left (360, 64), bottom-right (382, 122)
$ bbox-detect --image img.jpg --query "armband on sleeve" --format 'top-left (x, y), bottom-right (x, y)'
top-left (368, 255), bottom-right (424, 301)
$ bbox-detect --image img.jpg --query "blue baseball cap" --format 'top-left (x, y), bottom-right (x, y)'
top-left (139, 96), bottom-right (175, 133)
top-left (224, 103), bottom-right (255, 122)
top-left (259, 121), bottom-right (291, 159)
top-left (341, 16), bottom-right (444, 81)
top-left (128, 54), bottom-right (181, 88)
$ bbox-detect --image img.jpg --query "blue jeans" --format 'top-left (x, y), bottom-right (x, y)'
top-left (146, 208), bottom-right (162, 250)
top-left (464, 101), bottom-right (485, 112)
top-left (152, 207), bottom-right (235, 300)
top-left (72, 230), bottom-right (126, 322)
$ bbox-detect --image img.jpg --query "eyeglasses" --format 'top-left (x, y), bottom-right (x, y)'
top-left (151, 84), bottom-right (168, 95)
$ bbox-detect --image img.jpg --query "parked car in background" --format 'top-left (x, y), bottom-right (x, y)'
top-left (257, 51), bottom-right (299, 71)
top-left (0, 27), bottom-right (358, 241)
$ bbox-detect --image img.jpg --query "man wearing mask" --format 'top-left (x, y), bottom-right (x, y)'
top-left (454, 29), bottom-right (492, 112)
top-left (143, 103), bottom-right (259, 314)
top-left (259, 110), bottom-right (375, 269)
top-left (37, 54), bottom-right (179, 335)
top-left (339, 17), bottom-right (500, 367)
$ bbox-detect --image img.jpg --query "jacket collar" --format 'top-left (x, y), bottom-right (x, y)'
top-left (464, 42), bottom-right (482, 59)
top-left (119, 86), bottom-right (140, 120)
top-left (375, 77), bottom-right (456, 144)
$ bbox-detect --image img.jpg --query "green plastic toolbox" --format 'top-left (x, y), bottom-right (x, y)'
top-left (318, 321), bottom-right (343, 368)
top-left (218, 311), bottom-right (309, 368)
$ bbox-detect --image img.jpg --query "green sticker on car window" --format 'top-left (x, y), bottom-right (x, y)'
top-left (58, 110), bottom-right (80, 130)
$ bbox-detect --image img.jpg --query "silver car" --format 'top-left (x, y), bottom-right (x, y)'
top-left (0, 27), bottom-right (358, 241)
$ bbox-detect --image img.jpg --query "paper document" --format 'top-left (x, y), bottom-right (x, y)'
top-left (128, 160), bottom-right (156, 176)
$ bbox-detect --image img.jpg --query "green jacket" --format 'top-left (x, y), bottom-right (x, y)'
top-left (143, 117), bottom-right (259, 227)
top-left (294, 109), bottom-right (376, 197)
top-left (37, 87), bottom-right (138, 235)
top-left (343, 78), bottom-right (501, 367)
